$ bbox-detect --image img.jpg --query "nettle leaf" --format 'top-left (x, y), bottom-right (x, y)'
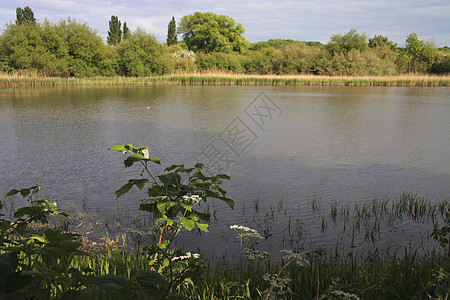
top-left (181, 218), bottom-right (195, 231)
top-left (19, 188), bottom-right (31, 198)
top-left (151, 157), bottom-right (161, 164)
top-left (164, 164), bottom-right (182, 172)
top-left (196, 211), bottom-right (211, 222)
top-left (158, 173), bottom-right (181, 186)
top-left (108, 144), bottom-right (127, 152)
top-left (157, 200), bottom-right (177, 216)
top-left (115, 182), bottom-right (132, 198)
top-left (216, 174), bottom-right (231, 180)
top-left (6, 189), bottom-right (20, 197)
top-left (0, 252), bottom-right (18, 282)
top-left (124, 153), bottom-right (146, 168)
top-left (196, 223), bottom-right (209, 232)
top-left (180, 202), bottom-right (192, 212)
top-left (219, 196), bottom-right (235, 209)
top-left (131, 178), bottom-right (149, 190)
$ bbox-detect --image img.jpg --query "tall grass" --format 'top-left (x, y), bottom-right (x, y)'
top-left (64, 193), bottom-right (450, 299)
top-left (1, 71), bottom-right (449, 87)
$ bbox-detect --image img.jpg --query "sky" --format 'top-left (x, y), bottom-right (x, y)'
top-left (1, 0), bottom-right (449, 47)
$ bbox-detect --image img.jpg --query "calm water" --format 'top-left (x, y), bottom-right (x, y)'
top-left (1, 85), bottom-right (449, 258)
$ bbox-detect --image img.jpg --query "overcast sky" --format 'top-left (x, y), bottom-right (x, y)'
top-left (1, 0), bottom-right (449, 47)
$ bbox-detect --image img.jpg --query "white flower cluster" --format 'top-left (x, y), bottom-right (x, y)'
top-left (173, 50), bottom-right (196, 61)
top-left (182, 194), bottom-right (202, 204)
top-left (230, 225), bottom-right (264, 241)
top-left (171, 252), bottom-right (200, 262)
top-left (230, 225), bottom-right (258, 234)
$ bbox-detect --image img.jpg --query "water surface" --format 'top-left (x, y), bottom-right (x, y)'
top-left (1, 85), bottom-right (449, 258)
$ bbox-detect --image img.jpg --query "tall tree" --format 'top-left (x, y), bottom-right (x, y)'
top-left (326, 29), bottom-right (367, 55)
top-left (405, 33), bottom-right (425, 73)
top-left (166, 16), bottom-right (177, 46)
top-left (368, 35), bottom-right (397, 50)
top-left (107, 16), bottom-right (122, 45)
top-left (122, 22), bottom-right (130, 40)
top-left (16, 6), bottom-right (36, 25)
top-left (178, 12), bottom-right (248, 53)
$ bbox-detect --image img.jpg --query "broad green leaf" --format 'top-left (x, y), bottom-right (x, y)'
top-left (130, 178), bottom-right (148, 190)
top-left (115, 182), bottom-right (132, 198)
top-left (181, 218), bottom-right (195, 231)
top-left (19, 188), bottom-right (31, 198)
top-left (216, 174), bottom-right (231, 180)
top-left (164, 164), bottom-right (182, 172)
top-left (0, 252), bottom-right (18, 282)
top-left (196, 223), bottom-right (209, 232)
top-left (124, 153), bottom-right (145, 168)
top-left (31, 235), bottom-right (49, 244)
top-left (5, 189), bottom-right (20, 197)
top-left (196, 211), bottom-right (211, 222)
top-left (218, 196), bottom-right (234, 209)
top-left (158, 173), bottom-right (181, 186)
top-left (157, 200), bottom-right (177, 216)
top-left (150, 157), bottom-right (161, 164)
top-left (108, 144), bottom-right (127, 152)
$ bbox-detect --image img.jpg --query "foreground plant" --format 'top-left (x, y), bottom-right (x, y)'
top-left (109, 143), bottom-right (234, 297)
top-left (0, 185), bottom-right (89, 299)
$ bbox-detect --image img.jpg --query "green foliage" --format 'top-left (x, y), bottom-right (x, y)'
top-left (272, 44), bottom-right (329, 74)
top-left (195, 51), bottom-right (245, 72)
top-left (0, 185), bottom-right (90, 299)
top-left (109, 143), bottom-right (233, 297)
top-left (266, 39), bottom-right (303, 49)
top-left (166, 45), bottom-right (197, 73)
top-left (117, 28), bottom-right (169, 76)
top-left (16, 6), bottom-right (36, 26)
top-left (0, 8), bottom-right (448, 78)
top-left (431, 50), bottom-right (450, 74)
top-left (167, 16), bottom-right (177, 46)
top-left (178, 12), bottom-right (249, 53)
top-left (327, 29), bottom-right (368, 55)
top-left (107, 16), bottom-right (122, 46)
top-left (243, 47), bottom-right (275, 74)
top-left (432, 201), bottom-right (450, 256)
top-left (368, 34), bottom-right (397, 50)
top-left (122, 22), bottom-right (130, 40)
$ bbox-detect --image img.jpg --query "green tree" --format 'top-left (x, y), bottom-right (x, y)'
top-left (368, 34), bottom-right (397, 50)
top-left (107, 15), bottom-right (122, 45)
top-left (57, 18), bottom-right (109, 77)
top-left (405, 33), bottom-right (425, 73)
top-left (327, 29), bottom-right (367, 55)
top-left (178, 12), bottom-right (248, 53)
top-left (167, 16), bottom-right (177, 46)
top-left (0, 22), bottom-right (42, 71)
top-left (117, 28), bottom-right (168, 76)
top-left (15, 6), bottom-right (36, 26)
top-left (122, 22), bottom-right (130, 39)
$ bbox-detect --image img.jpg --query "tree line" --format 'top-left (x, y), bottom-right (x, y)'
top-left (0, 7), bottom-right (448, 77)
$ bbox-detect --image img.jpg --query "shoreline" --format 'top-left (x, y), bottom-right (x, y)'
top-left (1, 73), bottom-right (450, 87)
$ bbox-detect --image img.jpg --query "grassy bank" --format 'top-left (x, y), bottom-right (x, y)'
top-left (1, 72), bottom-right (450, 87)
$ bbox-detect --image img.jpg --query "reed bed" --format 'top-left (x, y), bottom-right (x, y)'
top-left (1, 71), bottom-right (449, 87)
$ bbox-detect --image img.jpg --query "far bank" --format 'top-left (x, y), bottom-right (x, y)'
top-left (1, 73), bottom-right (450, 87)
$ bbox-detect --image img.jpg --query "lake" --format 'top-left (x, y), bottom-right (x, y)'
top-left (1, 85), bottom-right (449, 259)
